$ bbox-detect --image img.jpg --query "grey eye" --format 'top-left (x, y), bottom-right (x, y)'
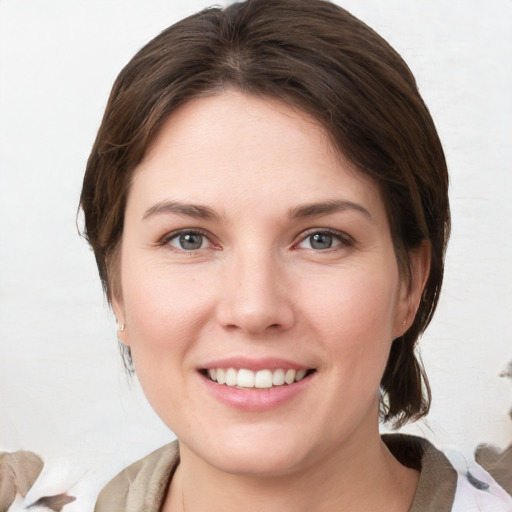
top-left (309, 233), bottom-right (334, 250)
top-left (180, 233), bottom-right (203, 250)
top-left (169, 232), bottom-right (207, 250)
top-left (297, 231), bottom-right (344, 251)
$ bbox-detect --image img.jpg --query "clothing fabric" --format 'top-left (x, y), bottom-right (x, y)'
top-left (475, 443), bottom-right (512, 496)
top-left (94, 435), bottom-right (512, 512)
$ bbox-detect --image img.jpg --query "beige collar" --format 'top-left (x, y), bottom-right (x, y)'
top-left (95, 434), bottom-right (457, 512)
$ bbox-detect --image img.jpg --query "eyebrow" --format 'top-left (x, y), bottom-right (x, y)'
top-left (142, 198), bottom-right (372, 223)
top-left (288, 199), bottom-right (373, 221)
top-left (143, 200), bottom-right (220, 221)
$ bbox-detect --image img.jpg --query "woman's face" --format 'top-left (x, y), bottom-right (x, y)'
top-left (115, 91), bottom-right (421, 476)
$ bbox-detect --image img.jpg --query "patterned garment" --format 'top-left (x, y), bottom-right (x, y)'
top-left (3, 437), bottom-right (511, 511)
top-left (94, 435), bottom-right (512, 512)
top-left (444, 447), bottom-right (512, 511)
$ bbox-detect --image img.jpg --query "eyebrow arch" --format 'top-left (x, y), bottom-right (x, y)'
top-left (143, 200), bottom-right (220, 221)
top-left (288, 199), bottom-right (373, 221)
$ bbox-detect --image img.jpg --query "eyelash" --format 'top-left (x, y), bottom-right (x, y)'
top-left (294, 228), bottom-right (354, 251)
top-left (159, 228), bottom-right (354, 252)
top-left (159, 229), bottom-right (217, 252)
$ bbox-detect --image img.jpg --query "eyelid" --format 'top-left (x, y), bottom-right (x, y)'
top-left (158, 227), bottom-right (353, 252)
top-left (159, 228), bottom-right (220, 251)
top-left (294, 228), bottom-right (354, 250)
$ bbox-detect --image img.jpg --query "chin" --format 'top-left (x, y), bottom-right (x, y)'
top-left (211, 447), bottom-right (308, 478)
top-left (183, 424), bottom-right (316, 478)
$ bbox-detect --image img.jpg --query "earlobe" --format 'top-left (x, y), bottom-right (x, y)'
top-left (396, 241), bottom-right (431, 336)
top-left (112, 295), bottom-right (130, 346)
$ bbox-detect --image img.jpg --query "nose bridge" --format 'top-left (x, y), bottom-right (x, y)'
top-left (217, 242), bottom-right (294, 334)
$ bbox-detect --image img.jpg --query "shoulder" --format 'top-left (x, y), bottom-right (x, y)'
top-left (384, 434), bottom-right (457, 512)
top-left (475, 443), bottom-right (512, 496)
top-left (446, 445), bottom-right (512, 512)
top-left (94, 441), bottom-right (179, 512)
top-left (383, 434), bottom-right (512, 512)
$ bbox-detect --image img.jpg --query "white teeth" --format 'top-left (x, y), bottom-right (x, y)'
top-left (225, 368), bottom-right (237, 386)
top-left (216, 368), bottom-right (226, 385)
top-left (255, 369), bottom-right (273, 388)
top-left (205, 367), bottom-right (311, 388)
top-left (295, 369), bottom-right (307, 382)
top-left (237, 368), bottom-right (255, 388)
top-left (284, 369), bottom-right (296, 385)
top-left (272, 368), bottom-right (285, 386)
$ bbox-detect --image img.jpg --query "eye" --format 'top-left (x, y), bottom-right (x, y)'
top-left (166, 230), bottom-right (211, 251)
top-left (297, 230), bottom-right (349, 251)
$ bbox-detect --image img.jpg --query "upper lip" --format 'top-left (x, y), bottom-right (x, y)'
top-left (199, 357), bottom-right (313, 372)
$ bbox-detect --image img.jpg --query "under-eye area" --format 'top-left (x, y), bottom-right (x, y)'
top-left (200, 368), bottom-right (317, 389)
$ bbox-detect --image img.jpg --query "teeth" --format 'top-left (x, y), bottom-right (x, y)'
top-left (205, 367), bottom-right (311, 388)
top-left (225, 368), bottom-right (237, 386)
top-left (255, 369), bottom-right (273, 388)
top-left (237, 369), bottom-right (255, 388)
top-left (295, 369), bottom-right (307, 381)
top-left (216, 368), bottom-right (226, 385)
top-left (272, 368), bottom-right (285, 386)
top-left (284, 369), bottom-right (296, 384)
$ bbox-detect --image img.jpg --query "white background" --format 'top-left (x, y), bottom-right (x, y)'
top-left (1, 0), bottom-right (511, 492)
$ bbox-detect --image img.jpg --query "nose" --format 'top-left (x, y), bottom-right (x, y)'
top-left (216, 247), bottom-right (296, 335)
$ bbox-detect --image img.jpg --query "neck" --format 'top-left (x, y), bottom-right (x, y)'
top-left (164, 425), bottom-right (419, 512)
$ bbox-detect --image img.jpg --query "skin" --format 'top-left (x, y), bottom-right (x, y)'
top-left (114, 91), bottom-right (429, 512)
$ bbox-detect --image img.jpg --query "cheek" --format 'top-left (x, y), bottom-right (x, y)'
top-left (307, 265), bottom-right (400, 332)
top-left (302, 264), bottom-right (400, 370)
top-left (121, 262), bottom-right (214, 359)
top-left (119, 266), bottom-right (215, 417)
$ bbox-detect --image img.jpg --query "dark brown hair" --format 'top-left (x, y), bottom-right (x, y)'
top-left (80, 0), bottom-right (450, 427)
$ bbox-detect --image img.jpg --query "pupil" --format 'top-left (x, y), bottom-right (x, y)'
top-left (311, 233), bottom-right (332, 250)
top-left (180, 233), bottom-right (202, 250)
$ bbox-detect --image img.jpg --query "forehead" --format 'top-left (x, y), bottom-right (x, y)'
top-left (129, 91), bottom-right (383, 221)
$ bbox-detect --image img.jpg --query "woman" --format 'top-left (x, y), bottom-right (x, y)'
top-left (80, 0), bottom-right (511, 510)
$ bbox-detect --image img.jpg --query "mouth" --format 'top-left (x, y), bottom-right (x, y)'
top-left (200, 367), bottom-right (317, 389)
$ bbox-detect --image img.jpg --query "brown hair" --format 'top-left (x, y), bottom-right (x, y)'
top-left (80, 0), bottom-right (450, 427)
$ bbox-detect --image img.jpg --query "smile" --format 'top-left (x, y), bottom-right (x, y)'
top-left (203, 368), bottom-right (314, 389)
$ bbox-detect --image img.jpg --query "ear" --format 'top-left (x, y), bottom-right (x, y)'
top-left (394, 241), bottom-right (431, 338)
top-left (112, 293), bottom-right (130, 346)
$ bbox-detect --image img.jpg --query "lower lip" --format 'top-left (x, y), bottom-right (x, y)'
top-left (200, 372), bottom-right (314, 411)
